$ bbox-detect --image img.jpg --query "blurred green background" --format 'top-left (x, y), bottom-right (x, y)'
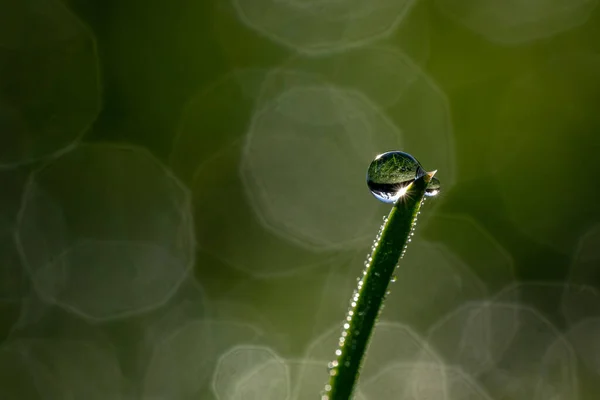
top-left (2, 0), bottom-right (600, 399)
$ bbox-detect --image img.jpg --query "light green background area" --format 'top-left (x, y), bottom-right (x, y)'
top-left (1, 0), bottom-right (600, 399)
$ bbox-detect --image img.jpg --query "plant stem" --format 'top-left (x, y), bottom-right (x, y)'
top-left (323, 171), bottom-right (434, 400)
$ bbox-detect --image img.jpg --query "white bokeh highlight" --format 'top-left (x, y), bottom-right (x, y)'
top-left (427, 301), bottom-right (519, 377)
top-left (271, 45), bottom-right (427, 109)
top-left (480, 305), bottom-right (578, 400)
top-left (242, 83), bottom-right (402, 250)
top-left (143, 320), bottom-right (264, 399)
top-left (233, 0), bottom-right (418, 55)
top-left (15, 144), bottom-right (195, 321)
top-left (435, 0), bottom-right (599, 45)
top-left (360, 361), bottom-right (448, 399)
top-left (213, 345), bottom-right (290, 400)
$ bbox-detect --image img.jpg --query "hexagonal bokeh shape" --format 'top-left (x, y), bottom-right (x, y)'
top-left (15, 143), bottom-right (194, 321)
top-left (479, 305), bottom-right (578, 400)
top-left (265, 46), bottom-right (424, 110)
top-left (213, 345), bottom-right (290, 400)
top-left (0, 0), bottom-right (101, 168)
top-left (233, 0), bottom-right (418, 55)
top-left (360, 361), bottom-right (448, 400)
top-left (143, 320), bottom-right (263, 399)
top-left (173, 70), bottom-right (361, 277)
top-left (435, 0), bottom-right (598, 45)
top-left (427, 301), bottom-right (519, 377)
top-left (242, 84), bottom-right (402, 251)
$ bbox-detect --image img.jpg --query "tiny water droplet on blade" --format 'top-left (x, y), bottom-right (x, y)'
top-left (366, 150), bottom-right (440, 203)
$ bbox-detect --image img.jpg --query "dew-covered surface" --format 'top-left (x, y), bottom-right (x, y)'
top-left (1, 0), bottom-right (600, 398)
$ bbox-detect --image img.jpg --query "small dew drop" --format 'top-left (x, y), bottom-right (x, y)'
top-left (335, 349), bottom-right (342, 356)
top-left (391, 275), bottom-right (397, 282)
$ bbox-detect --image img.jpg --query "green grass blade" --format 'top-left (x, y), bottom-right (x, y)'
top-left (323, 171), bottom-right (434, 400)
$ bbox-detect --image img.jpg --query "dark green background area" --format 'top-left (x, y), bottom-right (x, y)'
top-left (2, 0), bottom-right (600, 399)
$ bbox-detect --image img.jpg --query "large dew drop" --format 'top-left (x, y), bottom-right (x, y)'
top-left (366, 150), bottom-right (440, 204)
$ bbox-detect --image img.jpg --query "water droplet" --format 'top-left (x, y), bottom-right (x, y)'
top-left (391, 275), bottom-right (397, 282)
top-left (367, 151), bottom-right (440, 203)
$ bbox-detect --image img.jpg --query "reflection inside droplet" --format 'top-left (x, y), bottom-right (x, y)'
top-left (366, 151), bottom-right (440, 203)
